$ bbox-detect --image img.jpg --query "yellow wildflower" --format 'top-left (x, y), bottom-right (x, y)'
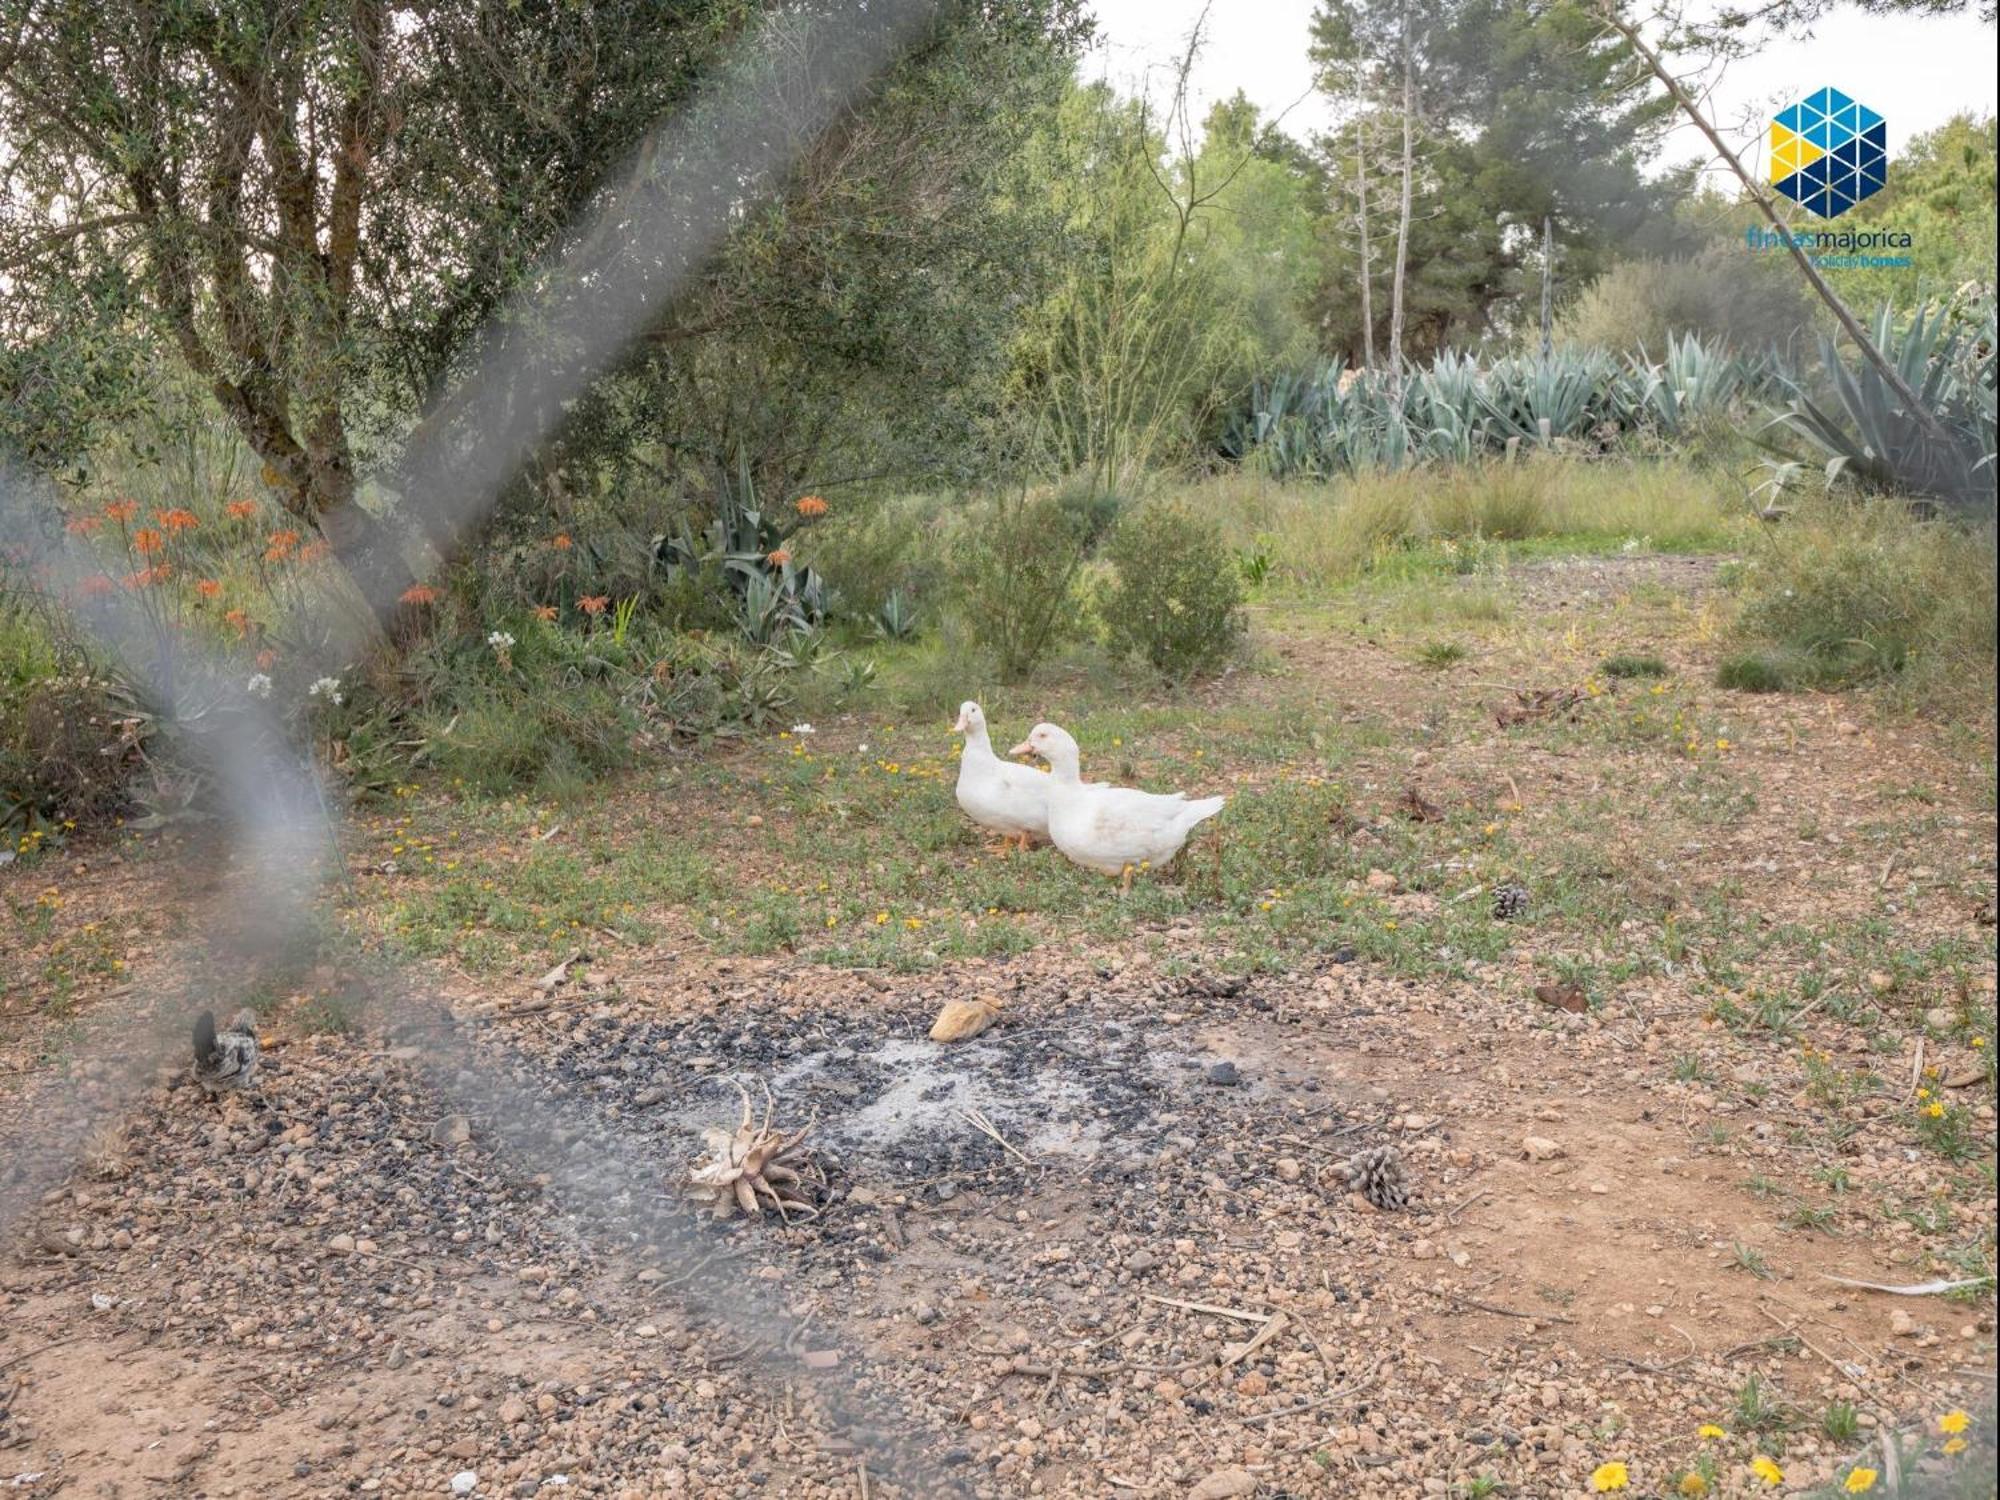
top-left (1697, 1425), bottom-right (1726, 1441)
top-left (1751, 1456), bottom-right (1783, 1485)
top-left (1678, 1475), bottom-right (1708, 1497)
top-left (1944, 1437), bottom-right (1968, 1455)
top-left (1844, 1468), bottom-right (1878, 1493)
top-left (1591, 1461), bottom-right (1630, 1492)
top-left (1938, 1409), bottom-right (1970, 1435)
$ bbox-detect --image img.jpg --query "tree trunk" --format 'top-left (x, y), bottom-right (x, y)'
top-left (1539, 215), bottom-right (1554, 362)
top-left (1355, 117), bottom-right (1377, 374)
top-left (1388, 7), bottom-right (1415, 386)
top-left (1597, 2), bottom-right (1954, 449)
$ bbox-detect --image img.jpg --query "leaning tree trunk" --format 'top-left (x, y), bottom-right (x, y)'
top-left (1596, 1), bottom-right (1954, 448)
top-left (1355, 117), bottom-right (1378, 375)
top-left (1388, 10), bottom-right (1415, 386)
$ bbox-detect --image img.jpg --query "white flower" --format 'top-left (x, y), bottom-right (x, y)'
top-left (308, 676), bottom-right (344, 707)
top-left (790, 722), bottom-right (815, 735)
top-left (857, 743), bottom-right (869, 754)
top-left (487, 631), bottom-right (516, 650)
top-left (246, 673), bottom-right (273, 699)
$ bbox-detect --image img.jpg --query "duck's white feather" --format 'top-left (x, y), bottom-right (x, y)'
top-left (954, 706), bottom-right (1050, 841)
top-left (1023, 724), bottom-right (1224, 875)
top-left (1046, 783), bottom-right (1224, 874)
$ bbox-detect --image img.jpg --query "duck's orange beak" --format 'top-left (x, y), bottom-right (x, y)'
top-left (1008, 739), bottom-right (1033, 758)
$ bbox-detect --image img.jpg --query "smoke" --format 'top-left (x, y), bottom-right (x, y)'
top-left (0, 0), bottom-right (962, 1487)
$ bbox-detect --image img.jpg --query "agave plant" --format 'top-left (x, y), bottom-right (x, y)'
top-left (1760, 298), bottom-right (1996, 513)
top-left (873, 589), bottom-right (919, 641)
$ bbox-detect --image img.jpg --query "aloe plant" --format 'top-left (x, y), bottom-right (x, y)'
top-left (1760, 298), bottom-right (1997, 514)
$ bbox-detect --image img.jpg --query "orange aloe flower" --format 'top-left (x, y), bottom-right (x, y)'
top-left (552, 532), bottom-right (574, 551)
top-left (533, 604), bottom-right (558, 622)
top-left (298, 539), bottom-right (331, 563)
top-left (104, 498), bottom-right (139, 524)
top-left (131, 527), bottom-right (165, 555)
top-left (765, 548), bottom-right (791, 567)
top-left (225, 499), bottom-right (258, 520)
top-left (195, 578), bottom-right (223, 600)
top-left (255, 648), bottom-right (279, 671)
top-left (265, 529), bottom-right (301, 561)
top-left (577, 594), bottom-right (609, 616)
top-left (224, 607), bottom-right (252, 637)
top-left (794, 495), bottom-right (828, 518)
top-left (400, 583), bottom-right (440, 606)
top-left (155, 507), bottom-right (199, 533)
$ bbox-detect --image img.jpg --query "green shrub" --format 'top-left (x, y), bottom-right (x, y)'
top-left (802, 493), bottom-right (948, 623)
top-left (1098, 500), bottom-right (1246, 680)
top-left (1727, 497), bottom-right (1997, 701)
top-left (1, 611), bottom-right (132, 842)
top-left (951, 489), bottom-right (1093, 682)
top-left (1555, 244), bottom-right (1816, 357)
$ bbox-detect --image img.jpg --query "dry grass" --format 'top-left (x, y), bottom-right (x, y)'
top-left (1185, 458), bottom-right (1752, 588)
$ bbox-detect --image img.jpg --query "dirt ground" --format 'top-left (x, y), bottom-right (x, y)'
top-left (2, 555), bottom-right (1995, 1499)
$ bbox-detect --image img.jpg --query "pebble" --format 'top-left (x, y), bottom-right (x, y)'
top-left (1189, 1466), bottom-right (1257, 1499)
top-left (450, 1472), bottom-right (478, 1496)
top-left (1205, 1061), bottom-right (1241, 1087)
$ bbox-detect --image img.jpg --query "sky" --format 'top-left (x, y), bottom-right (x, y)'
top-left (1082, 0), bottom-right (1999, 179)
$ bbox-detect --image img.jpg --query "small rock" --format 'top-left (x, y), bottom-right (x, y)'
top-left (1890, 1309), bottom-right (1916, 1337)
top-left (1189, 1466), bottom-right (1257, 1500)
top-left (1274, 1157), bottom-right (1301, 1183)
top-left (1521, 1136), bottom-right (1563, 1162)
top-left (327, 1233), bottom-right (357, 1256)
top-left (430, 1115), bottom-right (472, 1147)
top-left (1365, 869), bottom-right (1399, 893)
top-left (450, 1472), bottom-right (478, 1497)
top-left (1205, 1061), bottom-right (1241, 1087)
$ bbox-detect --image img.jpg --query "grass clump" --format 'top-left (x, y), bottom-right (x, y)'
top-left (1600, 652), bottom-right (1667, 679)
top-left (1727, 496), bottom-right (1997, 706)
top-left (1716, 649), bottom-right (1806, 693)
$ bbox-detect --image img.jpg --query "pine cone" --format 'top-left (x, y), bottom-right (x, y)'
top-left (1491, 882), bottom-right (1529, 921)
top-left (1334, 1144), bottom-right (1410, 1211)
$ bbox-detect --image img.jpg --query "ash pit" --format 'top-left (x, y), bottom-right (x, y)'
top-left (518, 993), bottom-right (1350, 1208)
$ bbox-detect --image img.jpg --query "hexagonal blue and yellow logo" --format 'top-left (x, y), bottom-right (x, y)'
top-left (1770, 88), bottom-right (1886, 219)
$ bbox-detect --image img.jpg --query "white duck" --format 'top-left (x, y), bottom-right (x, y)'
top-left (952, 701), bottom-right (1050, 854)
top-left (1010, 723), bottom-right (1225, 890)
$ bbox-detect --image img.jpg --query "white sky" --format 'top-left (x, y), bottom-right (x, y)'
top-left (1083, 0), bottom-right (1999, 177)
